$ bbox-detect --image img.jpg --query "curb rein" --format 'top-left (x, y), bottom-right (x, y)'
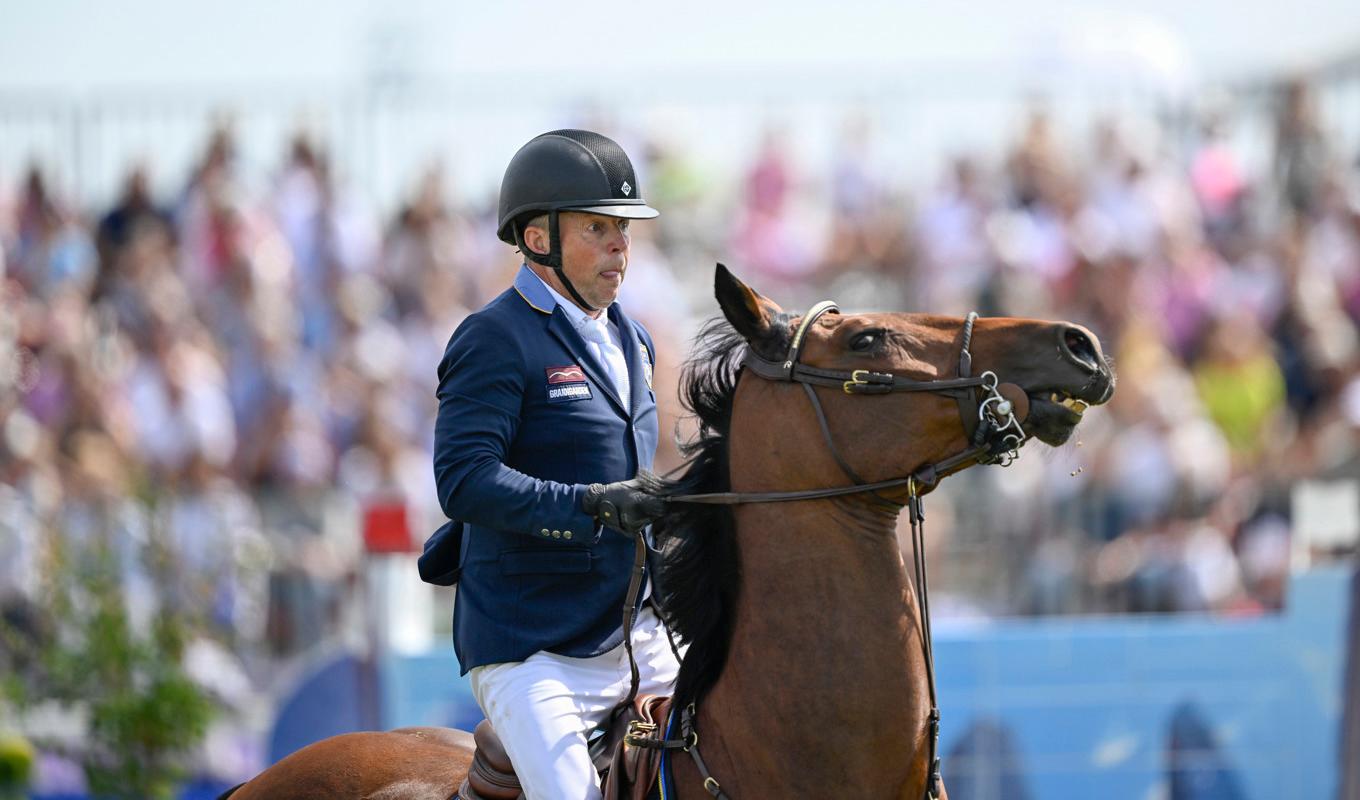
top-left (638, 302), bottom-right (1028, 800)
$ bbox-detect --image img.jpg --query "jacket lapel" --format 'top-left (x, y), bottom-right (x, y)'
top-left (610, 305), bottom-right (652, 417)
top-left (516, 264), bottom-right (628, 416)
top-left (546, 310), bottom-right (628, 416)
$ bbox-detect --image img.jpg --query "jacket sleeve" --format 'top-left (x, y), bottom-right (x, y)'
top-left (433, 316), bottom-right (601, 543)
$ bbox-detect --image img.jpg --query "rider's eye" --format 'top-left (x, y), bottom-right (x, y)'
top-left (850, 331), bottom-right (881, 352)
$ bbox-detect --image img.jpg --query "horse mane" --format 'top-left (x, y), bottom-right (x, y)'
top-left (639, 313), bottom-right (792, 708)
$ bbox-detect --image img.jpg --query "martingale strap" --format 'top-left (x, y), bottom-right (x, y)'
top-left (616, 534), bottom-right (650, 713)
top-left (909, 482), bottom-right (943, 800)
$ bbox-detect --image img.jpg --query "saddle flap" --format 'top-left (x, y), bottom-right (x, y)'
top-left (465, 720), bottom-right (521, 800)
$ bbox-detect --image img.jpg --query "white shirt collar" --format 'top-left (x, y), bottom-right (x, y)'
top-left (529, 267), bottom-right (613, 335)
top-left (529, 266), bottom-right (629, 401)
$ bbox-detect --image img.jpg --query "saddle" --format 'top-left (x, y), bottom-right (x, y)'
top-left (458, 694), bottom-right (673, 800)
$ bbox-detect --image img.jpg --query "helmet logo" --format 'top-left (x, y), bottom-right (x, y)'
top-left (620, 181), bottom-right (632, 196)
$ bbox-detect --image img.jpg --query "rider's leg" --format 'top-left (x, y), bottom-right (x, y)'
top-left (467, 607), bottom-right (679, 800)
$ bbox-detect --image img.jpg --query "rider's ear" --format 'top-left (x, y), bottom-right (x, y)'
top-left (522, 218), bottom-right (551, 257)
top-left (715, 263), bottom-right (783, 348)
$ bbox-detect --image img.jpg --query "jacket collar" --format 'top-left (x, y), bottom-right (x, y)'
top-left (514, 263), bottom-right (619, 328)
top-left (513, 264), bottom-right (556, 315)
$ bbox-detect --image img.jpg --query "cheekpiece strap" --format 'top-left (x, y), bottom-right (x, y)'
top-left (780, 300), bottom-right (839, 379)
top-left (958, 311), bottom-right (978, 378)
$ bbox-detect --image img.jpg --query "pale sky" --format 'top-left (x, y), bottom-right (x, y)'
top-left (3, 1), bottom-right (1357, 208)
top-left (1, 0), bottom-right (1357, 93)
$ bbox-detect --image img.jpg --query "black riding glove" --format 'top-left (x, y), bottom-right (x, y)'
top-left (582, 479), bottom-right (668, 536)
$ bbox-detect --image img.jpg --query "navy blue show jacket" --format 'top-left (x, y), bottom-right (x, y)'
top-left (432, 265), bottom-right (660, 674)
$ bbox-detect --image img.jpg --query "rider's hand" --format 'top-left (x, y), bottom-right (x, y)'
top-left (582, 479), bottom-right (667, 536)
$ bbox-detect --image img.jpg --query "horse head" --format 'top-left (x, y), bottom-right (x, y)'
top-left (713, 263), bottom-right (1115, 497)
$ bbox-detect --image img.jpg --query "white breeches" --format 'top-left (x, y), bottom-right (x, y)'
top-left (468, 606), bottom-right (681, 800)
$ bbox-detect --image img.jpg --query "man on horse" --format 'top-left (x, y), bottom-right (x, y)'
top-left (431, 129), bottom-right (678, 799)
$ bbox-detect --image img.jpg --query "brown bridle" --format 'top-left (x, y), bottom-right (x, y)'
top-left (651, 302), bottom-right (1032, 800)
top-left (670, 301), bottom-right (1031, 507)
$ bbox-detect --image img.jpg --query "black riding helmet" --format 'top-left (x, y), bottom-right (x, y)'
top-left (497, 129), bottom-right (659, 311)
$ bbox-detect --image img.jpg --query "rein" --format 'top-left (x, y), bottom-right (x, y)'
top-left (640, 302), bottom-right (1029, 800)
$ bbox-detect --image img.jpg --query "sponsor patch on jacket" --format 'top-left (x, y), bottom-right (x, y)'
top-left (545, 365), bottom-right (591, 403)
top-left (546, 365), bottom-right (587, 384)
top-left (639, 344), bottom-right (654, 389)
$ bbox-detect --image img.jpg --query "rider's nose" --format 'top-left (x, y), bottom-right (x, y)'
top-left (608, 225), bottom-right (628, 252)
top-left (1059, 325), bottom-right (1102, 374)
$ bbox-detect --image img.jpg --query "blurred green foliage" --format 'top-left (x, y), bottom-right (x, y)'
top-left (0, 730), bottom-right (35, 800)
top-left (1, 524), bottom-right (217, 800)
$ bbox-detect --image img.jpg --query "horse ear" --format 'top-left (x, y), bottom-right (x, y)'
top-left (714, 263), bottom-right (783, 346)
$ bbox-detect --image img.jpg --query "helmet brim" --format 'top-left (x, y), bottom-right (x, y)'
top-left (567, 203), bottom-right (660, 220)
top-left (496, 202), bottom-right (662, 244)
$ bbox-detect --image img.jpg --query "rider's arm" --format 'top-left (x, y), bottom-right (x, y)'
top-left (432, 314), bottom-right (601, 543)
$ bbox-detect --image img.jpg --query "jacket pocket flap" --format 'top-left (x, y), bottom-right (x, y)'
top-left (500, 548), bottom-right (592, 576)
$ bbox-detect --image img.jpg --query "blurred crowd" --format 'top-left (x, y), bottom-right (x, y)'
top-left (2, 78), bottom-right (1360, 690)
top-left (902, 81), bottom-right (1360, 619)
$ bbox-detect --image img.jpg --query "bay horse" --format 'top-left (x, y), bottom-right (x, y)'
top-left (221, 264), bottom-right (1114, 799)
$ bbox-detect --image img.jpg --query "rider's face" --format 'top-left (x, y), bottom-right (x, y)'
top-left (536, 212), bottom-right (632, 314)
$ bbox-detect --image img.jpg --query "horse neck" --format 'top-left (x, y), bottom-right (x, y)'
top-left (687, 498), bottom-right (935, 797)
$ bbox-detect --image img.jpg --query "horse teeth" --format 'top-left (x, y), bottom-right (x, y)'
top-left (1049, 392), bottom-right (1087, 414)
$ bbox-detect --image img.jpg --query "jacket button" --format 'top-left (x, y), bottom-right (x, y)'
top-left (541, 528), bottom-right (550, 536)
top-left (563, 531), bottom-right (573, 540)
top-left (552, 530), bottom-right (561, 538)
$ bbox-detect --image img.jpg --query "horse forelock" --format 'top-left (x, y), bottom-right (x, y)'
top-left (647, 314), bottom-right (792, 707)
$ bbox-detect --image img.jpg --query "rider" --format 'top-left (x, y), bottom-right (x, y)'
top-left (432, 129), bottom-right (678, 799)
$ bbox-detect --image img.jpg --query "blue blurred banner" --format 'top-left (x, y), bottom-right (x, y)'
top-left (362, 566), bottom-right (1351, 799)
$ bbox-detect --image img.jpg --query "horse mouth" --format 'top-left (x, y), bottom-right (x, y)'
top-left (1024, 390), bottom-right (1097, 446)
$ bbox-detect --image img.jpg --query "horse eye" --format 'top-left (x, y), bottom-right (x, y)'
top-left (850, 331), bottom-right (880, 352)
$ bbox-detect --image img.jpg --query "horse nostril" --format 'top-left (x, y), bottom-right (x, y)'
top-left (1062, 327), bottom-right (1100, 372)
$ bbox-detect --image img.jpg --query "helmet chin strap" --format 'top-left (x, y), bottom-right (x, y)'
top-left (551, 267), bottom-right (600, 314)
top-left (514, 210), bottom-right (600, 313)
